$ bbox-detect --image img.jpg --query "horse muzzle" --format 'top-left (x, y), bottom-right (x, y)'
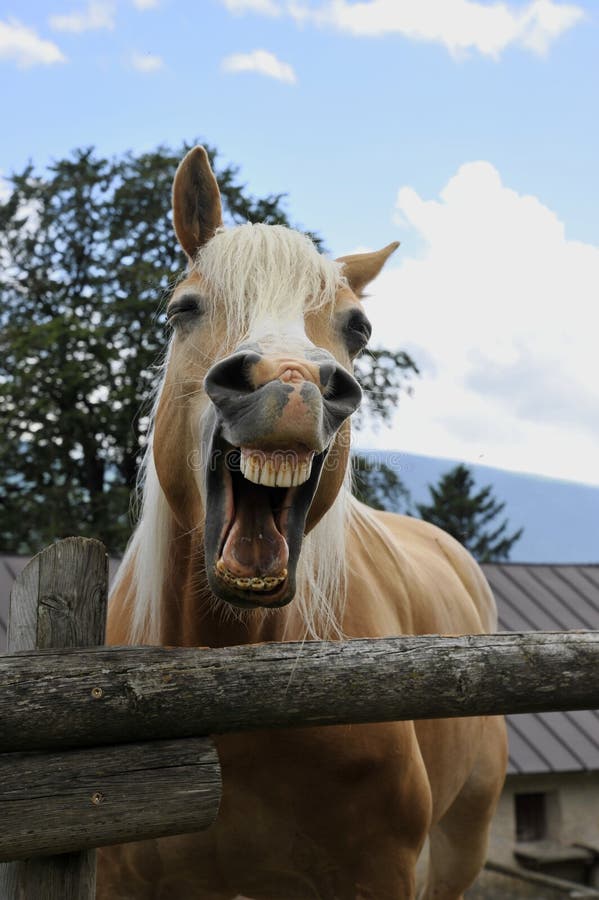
top-left (202, 349), bottom-right (361, 609)
top-left (204, 349), bottom-right (361, 453)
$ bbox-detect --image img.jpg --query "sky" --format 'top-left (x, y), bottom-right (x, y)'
top-left (1, 0), bottom-right (598, 486)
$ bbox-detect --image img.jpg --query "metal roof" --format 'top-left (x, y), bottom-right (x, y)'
top-left (482, 563), bottom-right (599, 776)
top-left (1, 556), bottom-right (598, 775)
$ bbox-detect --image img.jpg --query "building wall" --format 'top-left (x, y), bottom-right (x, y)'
top-left (467, 771), bottom-right (599, 898)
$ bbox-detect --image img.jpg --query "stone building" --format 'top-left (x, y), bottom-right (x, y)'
top-left (471, 563), bottom-right (599, 898)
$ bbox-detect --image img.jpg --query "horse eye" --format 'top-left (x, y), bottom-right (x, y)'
top-left (167, 294), bottom-right (204, 325)
top-left (343, 310), bottom-right (372, 355)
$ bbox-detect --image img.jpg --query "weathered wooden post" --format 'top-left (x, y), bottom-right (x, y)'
top-left (0, 538), bottom-right (222, 885)
top-left (0, 537), bottom-right (108, 900)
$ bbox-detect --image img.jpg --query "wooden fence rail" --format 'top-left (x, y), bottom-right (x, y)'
top-left (1, 631), bottom-right (599, 754)
top-left (1, 537), bottom-right (599, 899)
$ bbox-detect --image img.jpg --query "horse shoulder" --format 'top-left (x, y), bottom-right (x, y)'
top-left (347, 501), bottom-right (497, 636)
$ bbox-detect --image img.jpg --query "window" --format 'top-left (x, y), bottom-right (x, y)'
top-left (515, 792), bottom-right (547, 842)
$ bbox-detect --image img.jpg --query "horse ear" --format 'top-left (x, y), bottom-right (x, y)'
top-left (336, 242), bottom-right (400, 295)
top-left (172, 146), bottom-right (223, 260)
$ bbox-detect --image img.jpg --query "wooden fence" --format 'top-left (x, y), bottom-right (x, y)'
top-left (1, 537), bottom-right (598, 898)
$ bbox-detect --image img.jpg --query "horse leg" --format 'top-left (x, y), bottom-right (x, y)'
top-left (420, 716), bottom-right (507, 900)
top-left (351, 844), bottom-right (422, 900)
top-left (339, 738), bottom-right (433, 900)
top-left (96, 841), bottom-right (239, 900)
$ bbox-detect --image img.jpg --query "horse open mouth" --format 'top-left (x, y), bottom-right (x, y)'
top-left (205, 435), bottom-right (326, 608)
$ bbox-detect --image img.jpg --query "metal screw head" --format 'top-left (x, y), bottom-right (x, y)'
top-left (91, 687), bottom-right (103, 699)
top-left (91, 791), bottom-right (105, 806)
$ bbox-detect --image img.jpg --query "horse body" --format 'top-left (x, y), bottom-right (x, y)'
top-left (98, 147), bottom-right (506, 899)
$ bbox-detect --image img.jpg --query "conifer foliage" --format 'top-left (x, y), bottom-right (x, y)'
top-left (416, 464), bottom-right (523, 562)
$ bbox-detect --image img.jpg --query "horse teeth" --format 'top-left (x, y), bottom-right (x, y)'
top-left (276, 463), bottom-right (293, 488)
top-left (298, 458), bottom-right (312, 485)
top-left (239, 449), bottom-right (263, 485)
top-left (238, 448), bottom-right (314, 488)
top-left (260, 459), bottom-right (276, 487)
top-left (215, 561), bottom-right (287, 592)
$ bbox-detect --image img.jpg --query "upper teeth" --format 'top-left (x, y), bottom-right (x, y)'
top-left (239, 449), bottom-right (314, 488)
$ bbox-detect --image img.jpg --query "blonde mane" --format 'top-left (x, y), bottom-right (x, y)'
top-left (195, 223), bottom-right (346, 344)
top-left (111, 223), bottom-right (354, 643)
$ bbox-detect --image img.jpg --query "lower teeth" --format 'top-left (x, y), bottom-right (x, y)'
top-left (215, 561), bottom-right (287, 591)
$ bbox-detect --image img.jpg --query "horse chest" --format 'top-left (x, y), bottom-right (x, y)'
top-left (200, 726), bottom-right (421, 892)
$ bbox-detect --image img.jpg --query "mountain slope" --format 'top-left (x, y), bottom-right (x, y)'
top-left (358, 451), bottom-right (599, 563)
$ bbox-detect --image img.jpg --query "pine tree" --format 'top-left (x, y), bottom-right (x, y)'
top-left (416, 464), bottom-right (523, 562)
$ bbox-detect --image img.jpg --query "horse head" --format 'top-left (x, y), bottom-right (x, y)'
top-left (154, 146), bottom-right (398, 613)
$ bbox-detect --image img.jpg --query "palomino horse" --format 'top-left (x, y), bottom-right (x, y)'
top-left (99, 147), bottom-right (507, 899)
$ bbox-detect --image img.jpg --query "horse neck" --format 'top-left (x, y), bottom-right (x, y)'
top-left (159, 519), bottom-right (296, 648)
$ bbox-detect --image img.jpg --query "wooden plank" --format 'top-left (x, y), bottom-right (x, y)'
top-left (486, 859), bottom-right (599, 897)
top-left (0, 737), bottom-right (220, 862)
top-left (7, 536), bottom-right (107, 652)
top-left (2, 853), bottom-right (98, 900)
top-left (0, 631), bottom-right (598, 753)
top-left (0, 538), bottom-right (108, 900)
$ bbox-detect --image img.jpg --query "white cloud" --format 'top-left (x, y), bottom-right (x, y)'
top-left (130, 50), bottom-right (164, 71)
top-left (221, 0), bottom-right (281, 14)
top-left (355, 162), bottom-right (599, 485)
top-left (289, 0), bottom-right (584, 58)
top-left (49, 1), bottom-right (115, 33)
top-left (221, 49), bottom-right (296, 83)
top-left (0, 18), bottom-right (65, 67)
top-left (132, 0), bottom-right (159, 8)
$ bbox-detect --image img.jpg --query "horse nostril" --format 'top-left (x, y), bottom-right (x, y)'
top-left (204, 352), bottom-right (261, 404)
top-left (323, 366), bottom-right (363, 419)
top-left (318, 363), bottom-right (335, 393)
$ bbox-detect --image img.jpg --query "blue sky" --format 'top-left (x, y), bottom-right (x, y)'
top-left (2, 0), bottom-right (598, 484)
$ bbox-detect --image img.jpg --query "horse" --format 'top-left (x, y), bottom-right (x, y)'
top-left (98, 146), bottom-right (507, 900)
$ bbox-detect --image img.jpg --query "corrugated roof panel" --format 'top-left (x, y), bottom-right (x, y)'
top-left (526, 566), bottom-right (599, 629)
top-left (579, 567), bottom-right (599, 591)
top-left (533, 712), bottom-right (599, 771)
top-left (507, 714), bottom-right (584, 772)
top-left (483, 572), bottom-right (540, 631)
top-left (561, 709), bottom-right (599, 745)
top-left (484, 564), bottom-right (599, 776)
top-left (484, 567), bottom-right (556, 631)
top-left (495, 566), bottom-right (573, 631)
top-left (549, 567), bottom-right (599, 622)
top-left (506, 718), bottom-right (552, 774)
top-left (510, 566), bottom-right (593, 630)
top-left (495, 596), bottom-right (539, 632)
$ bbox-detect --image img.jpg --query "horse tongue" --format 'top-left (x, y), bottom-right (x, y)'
top-left (221, 482), bottom-right (289, 578)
